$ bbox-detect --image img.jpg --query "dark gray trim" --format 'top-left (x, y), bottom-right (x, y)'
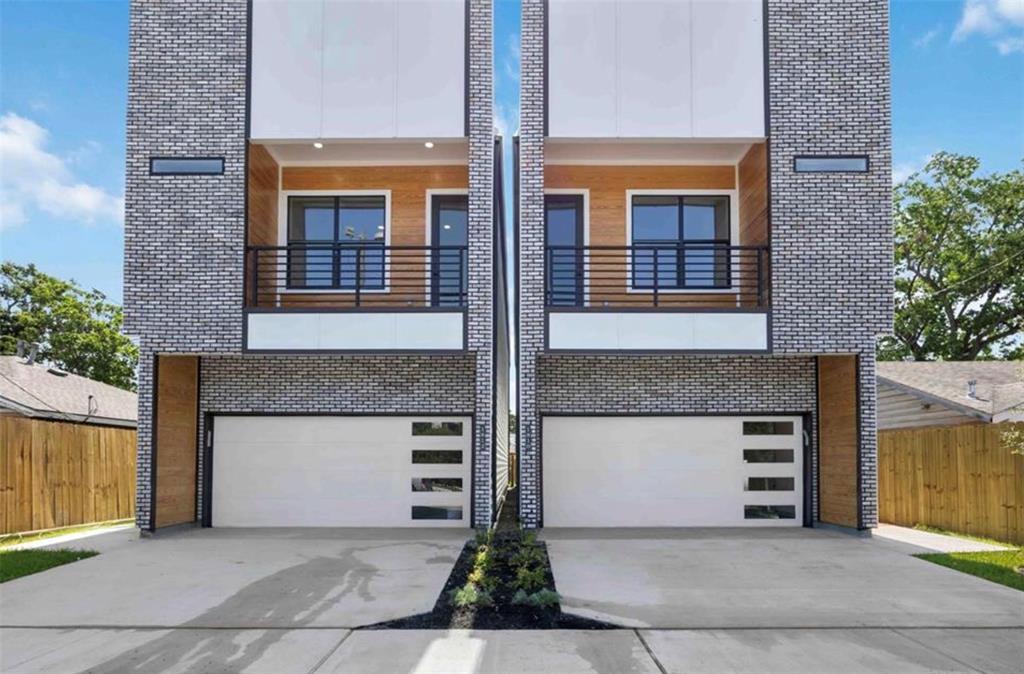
top-left (814, 356), bottom-right (821, 524)
top-left (855, 353), bottom-right (864, 530)
top-left (802, 411), bottom-right (813, 527)
top-left (201, 412), bottom-right (213, 527)
top-left (242, 0), bottom-right (254, 353)
top-left (194, 356), bottom-right (202, 527)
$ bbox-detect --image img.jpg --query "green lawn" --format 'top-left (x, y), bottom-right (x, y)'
top-left (916, 549), bottom-right (1024, 592)
top-left (0, 548), bottom-right (99, 583)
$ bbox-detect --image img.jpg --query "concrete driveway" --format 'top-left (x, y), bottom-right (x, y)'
top-left (543, 527), bottom-right (1024, 629)
top-left (0, 527), bottom-right (466, 629)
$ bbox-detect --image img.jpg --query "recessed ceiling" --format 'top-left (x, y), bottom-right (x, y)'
top-left (260, 139), bottom-right (468, 165)
top-left (545, 139), bottom-right (757, 165)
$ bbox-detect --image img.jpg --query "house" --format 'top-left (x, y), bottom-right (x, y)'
top-left (877, 361), bottom-right (1024, 429)
top-left (0, 355), bottom-right (137, 428)
top-left (513, 0), bottom-right (892, 528)
top-left (0, 355), bottom-right (137, 533)
top-left (123, 1), bottom-right (509, 530)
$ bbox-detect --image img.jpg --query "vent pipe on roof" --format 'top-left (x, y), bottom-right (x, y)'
top-left (26, 344), bottom-right (38, 365)
top-left (16, 340), bottom-right (26, 358)
top-left (967, 379), bottom-right (978, 399)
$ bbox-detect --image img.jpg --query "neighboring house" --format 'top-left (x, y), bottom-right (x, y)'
top-left (0, 355), bottom-right (138, 534)
top-left (0, 355), bottom-right (137, 428)
top-left (877, 361), bottom-right (1024, 429)
top-left (123, 1), bottom-right (508, 531)
top-left (514, 0), bottom-right (892, 529)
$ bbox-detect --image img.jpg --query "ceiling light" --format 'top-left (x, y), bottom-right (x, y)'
top-left (313, 141), bottom-right (324, 149)
top-left (443, 224), bottom-right (452, 230)
top-left (424, 141), bottom-right (434, 149)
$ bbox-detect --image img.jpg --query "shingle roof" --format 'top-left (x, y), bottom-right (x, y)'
top-left (876, 361), bottom-right (1024, 421)
top-left (0, 356), bottom-right (137, 427)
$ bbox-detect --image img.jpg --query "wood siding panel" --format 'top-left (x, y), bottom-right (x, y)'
top-left (737, 143), bottom-right (768, 247)
top-left (818, 355), bottom-right (859, 528)
top-left (155, 355), bottom-right (199, 528)
top-left (544, 164), bottom-right (737, 307)
top-left (879, 423), bottom-right (1024, 545)
top-left (248, 145), bottom-right (280, 307)
top-left (0, 417), bottom-right (135, 535)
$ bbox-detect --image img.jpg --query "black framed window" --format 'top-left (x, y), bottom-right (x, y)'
top-left (431, 195), bottom-right (468, 307)
top-left (794, 156), bottom-right (869, 173)
top-left (544, 194), bottom-right (584, 306)
top-left (287, 195), bottom-right (386, 289)
top-left (149, 157), bottom-right (224, 175)
top-left (630, 195), bottom-right (730, 290)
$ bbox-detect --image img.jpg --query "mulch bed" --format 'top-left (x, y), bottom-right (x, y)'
top-left (365, 530), bottom-right (616, 630)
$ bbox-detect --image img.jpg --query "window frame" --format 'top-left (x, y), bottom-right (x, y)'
top-left (543, 190), bottom-right (589, 307)
top-left (426, 189), bottom-right (470, 307)
top-left (625, 189), bottom-right (739, 294)
top-left (149, 156), bottom-right (225, 176)
top-left (278, 190), bottom-right (392, 293)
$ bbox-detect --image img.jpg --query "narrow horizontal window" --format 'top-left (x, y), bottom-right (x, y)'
top-left (745, 477), bottom-right (795, 492)
top-left (149, 157), bottom-right (224, 175)
top-left (793, 156), bottom-right (868, 173)
top-left (743, 449), bottom-right (794, 464)
top-left (412, 505), bottom-right (463, 520)
top-left (744, 505), bottom-right (796, 520)
top-left (743, 421), bottom-right (794, 436)
top-left (411, 478), bottom-right (463, 492)
top-left (412, 421), bottom-right (463, 437)
top-left (411, 450), bottom-right (463, 464)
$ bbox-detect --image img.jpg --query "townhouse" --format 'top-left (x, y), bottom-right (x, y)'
top-left (515, 0), bottom-right (892, 528)
top-left (124, 0), bottom-right (509, 530)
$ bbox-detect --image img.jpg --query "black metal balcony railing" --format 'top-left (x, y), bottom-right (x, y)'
top-left (545, 243), bottom-right (770, 308)
top-left (247, 243), bottom-right (468, 308)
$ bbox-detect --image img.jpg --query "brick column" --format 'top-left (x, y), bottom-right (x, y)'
top-left (517, 0), bottom-right (546, 528)
top-left (468, 0), bottom-right (495, 527)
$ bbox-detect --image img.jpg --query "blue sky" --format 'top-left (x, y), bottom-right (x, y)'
top-left (1, 0), bottom-right (1022, 304)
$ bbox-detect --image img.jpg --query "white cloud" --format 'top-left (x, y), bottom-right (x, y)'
top-left (0, 112), bottom-right (123, 230)
top-left (893, 153), bottom-right (935, 186)
top-left (503, 33), bottom-right (520, 82)
top-left (952, 0), bottom-right (1024, 54)
top-left (494, 101), bottom-right (520, 139)
top-left (913, 26), bottom-right (941, 49)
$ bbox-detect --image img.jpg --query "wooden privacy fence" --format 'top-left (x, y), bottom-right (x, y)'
top-left (878, 423), bottom-right (1024, 546)
top-left (0, 416), bottom-right (136, 534)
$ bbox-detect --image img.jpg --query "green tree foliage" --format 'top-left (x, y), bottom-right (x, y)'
top-left (879, 153), bottom-right (1024, 361)
top-left (0, 262), bottom-right (138, 390)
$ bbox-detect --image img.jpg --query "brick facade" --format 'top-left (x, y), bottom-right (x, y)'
top-left (128, 0), bottom-right (501, 530)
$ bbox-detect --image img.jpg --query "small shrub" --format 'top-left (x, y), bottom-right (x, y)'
top-left (514, 565), bottom-right (546, 593)
top-left (474, 529), bottom-right (494, 547)
top-left (450, 583), bottom-right (493, 608)
top-left (509, 544), bottom-right (545, 570)
top-left (512, 588), bottom-right (560, 608)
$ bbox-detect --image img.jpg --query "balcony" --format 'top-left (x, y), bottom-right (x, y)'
top-left (244, 243), bottom-right (467, 352)
top-left (545, 244), bottom-right (770, 352)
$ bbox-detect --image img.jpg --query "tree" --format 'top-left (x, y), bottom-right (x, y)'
top-left (0, 262), bottom-right (138, 390)
top-left (879, 153), bottom-right (1024, 361)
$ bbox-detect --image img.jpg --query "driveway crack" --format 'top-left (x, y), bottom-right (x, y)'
top-left (633, 629), bottom-right (668, 674)
top-left (307, 629), bottom-right (353, 674)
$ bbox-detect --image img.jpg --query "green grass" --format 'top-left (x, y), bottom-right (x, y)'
top-left (916, 549), bottom-right (1024, 592)
top-left (0, 519), bottom-right (132, 549)
top-left (912, 524), bottom-right (1014, 548)
top-left (0, 548), bottom-right (99, 583)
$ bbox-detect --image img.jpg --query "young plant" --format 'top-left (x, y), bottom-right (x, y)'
top-left (514, 565), bottom-right (547, 593)
top-left (509, 544), bottom-right (545, 570)
top-left (450, 583), bottom-right (493, 608)
top-left (511, 588), bottom-right (560, 608)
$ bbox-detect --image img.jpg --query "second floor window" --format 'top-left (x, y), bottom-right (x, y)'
top-left (630, 195), bottom-right (730, 290)
top-left (287, 195), bottom-right (386, 290)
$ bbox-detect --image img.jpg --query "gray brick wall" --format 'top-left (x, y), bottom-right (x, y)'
top-left (467, 0), bottom-right (495, 527)
top-left (517, 0), bottom-right (547, 529)
top-left (767, 0), bottom-right (893, 353)
top-left (129, 0), bottom-right (499, 529)
top-left (123, 0), bottom-right (247, 353)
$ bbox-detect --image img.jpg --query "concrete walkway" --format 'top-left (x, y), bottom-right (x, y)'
top-left (870, 523), bottom-right (1013, 553)
top-left (2, 627), bottom-right (1021, 673)
top-left (543, 527), bottom-right (1024, 629)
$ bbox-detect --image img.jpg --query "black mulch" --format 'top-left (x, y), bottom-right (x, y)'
top-left (364, 522), bottom-right (616, 630)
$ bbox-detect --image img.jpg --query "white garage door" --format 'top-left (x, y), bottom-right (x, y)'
top-left (542, 416), bottom-right (803, 527)
top-left (211, 416), bottom-right (471, 527)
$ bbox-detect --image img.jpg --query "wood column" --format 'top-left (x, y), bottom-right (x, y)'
top-left (154, 355), bottom-right (199, 528)
top-left (817, 355), bottom-right (860, 528)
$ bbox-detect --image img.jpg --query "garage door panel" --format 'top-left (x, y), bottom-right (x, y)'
top-left (212, 416), bottom-right (471, 527)
top-left (543, 416), bottom-right (803, 528)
